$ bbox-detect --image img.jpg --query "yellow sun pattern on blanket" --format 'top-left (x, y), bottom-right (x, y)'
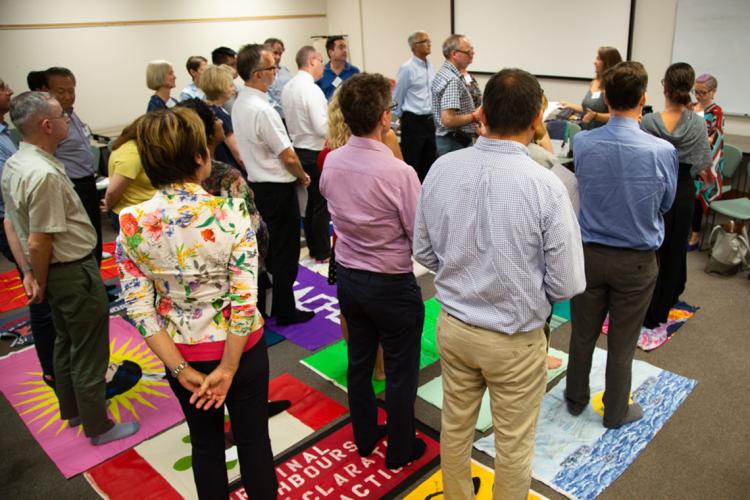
top-left (13, 336), bottom-right (169, 437)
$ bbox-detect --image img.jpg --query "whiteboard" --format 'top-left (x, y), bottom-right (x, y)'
top-left (452, 0), bottom-right (633, 79)
top-left (672, 0), bottom-right (750, 116)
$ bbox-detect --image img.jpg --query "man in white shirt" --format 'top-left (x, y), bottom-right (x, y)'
top-left (394, 31), bottom-right (436, 181)
top-left (231, 44), bottom-right (314, 326)
top-left (281, 46), bottom-right (330, 261)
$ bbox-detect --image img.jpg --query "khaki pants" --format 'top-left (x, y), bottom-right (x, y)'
top-left (437, 311), bottom-right (547, 500)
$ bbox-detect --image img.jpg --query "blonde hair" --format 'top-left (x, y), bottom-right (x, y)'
top-left (326, 89), bottom-right (351, 150)
top-left (534, 93), bottom-right (549, 142)
top-left (137, 108), bottom-right (208, 187)
top-left (146, 60), bottom-right (173, 90)
top-left (199, 64), bottom-right (234, 101)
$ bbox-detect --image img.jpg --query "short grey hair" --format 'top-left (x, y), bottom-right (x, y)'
top-left (442, 34), bottom-right (465, 58)
top-left (10, 91), bottom-right (54, 136)
top-left (408, 31), bottom-right (426, 50)
top-left (296, 46), bottom-right (317, 69)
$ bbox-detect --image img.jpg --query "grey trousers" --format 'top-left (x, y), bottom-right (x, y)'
top-left (566, 243), bottom-right (657, 427)
top-left (46, 256), bottom-right (113, 437)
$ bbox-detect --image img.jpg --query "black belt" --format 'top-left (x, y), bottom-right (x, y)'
top-left (336, 264), bottom-right (412, 281)
top-left (70, 174), bottom-right (96, 182)
top-left (50, 254), bottom-right (93, 268)
top-left (402, 111), bottom-right (433, 121)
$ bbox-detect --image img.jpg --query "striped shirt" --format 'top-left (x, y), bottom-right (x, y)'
top-left (431, 61), bottom-right (476, 136)
top-left (413, 137), bottom-right (586, 334)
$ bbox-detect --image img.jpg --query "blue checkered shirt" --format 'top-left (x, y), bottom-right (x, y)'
top-left (431, 61), bottom-right (476, 136)
top-left (414, 137), bottom-right (586, 334)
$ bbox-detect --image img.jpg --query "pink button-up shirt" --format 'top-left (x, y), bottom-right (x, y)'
top-left (320, 135), bottom-right (421, 274)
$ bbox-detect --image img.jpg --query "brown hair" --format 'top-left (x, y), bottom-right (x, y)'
top-left (601, 61), bottom-right (648, 110)
top-left (597, 47), bottom-right (623, 76)
top-left (136, 108), bottom-right (208, 187)
top-left (112, 115), bottom-right (145, 151)
top-left (664, 62), bottom-right (695, 106)
top-left (338, 73), bottom-right (391, 136)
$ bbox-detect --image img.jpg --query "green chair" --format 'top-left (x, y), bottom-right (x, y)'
top-left (720, 143), bottom-right (742, 194)
top-left (702, 161), bottom-right (750, 248)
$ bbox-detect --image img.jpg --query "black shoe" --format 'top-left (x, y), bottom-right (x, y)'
top-left (268, 399), bottom-right (291, 417)
top-left (276, 309), bottom-right (315, 326)
top-left (357, 425), bottom-right (387, 457)
top-left (604, 402), bottom-right (643, 429)
top-left (565, 392), bottom-right (586, 416)
top-left (385, 437), bottom-right (426, 470)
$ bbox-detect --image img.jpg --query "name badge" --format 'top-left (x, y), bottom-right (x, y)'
top-left (590, 91), bottom-right (602, 99)
top-left (332, 77), bottom-right (343, 88)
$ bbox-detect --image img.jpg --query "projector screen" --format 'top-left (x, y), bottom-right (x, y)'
top-left (452, 0), bottom-right (633, 79)
top-left (672, 0), bottom-right (750, 117)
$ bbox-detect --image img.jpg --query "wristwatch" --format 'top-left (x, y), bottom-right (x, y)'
top-left (172, 360), bottom-right (189, 378)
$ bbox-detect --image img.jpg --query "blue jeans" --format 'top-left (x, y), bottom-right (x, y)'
top-left (436, 134), bottom-right (470, 157)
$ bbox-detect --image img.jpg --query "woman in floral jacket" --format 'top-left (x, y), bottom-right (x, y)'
top-left (116, 108), bottom-right (276, 499)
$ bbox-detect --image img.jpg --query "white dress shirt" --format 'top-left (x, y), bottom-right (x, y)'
top-left (281, 71), bottom-right (328, 151)
top-left (231, 86), bottom-right (295, 183)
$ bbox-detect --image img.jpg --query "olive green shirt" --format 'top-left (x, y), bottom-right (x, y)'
top-left (1, 142), bottom-right (96, 263)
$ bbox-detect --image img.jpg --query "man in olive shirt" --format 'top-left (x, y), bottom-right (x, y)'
top-left (2, 91), bottom-right (138, 445)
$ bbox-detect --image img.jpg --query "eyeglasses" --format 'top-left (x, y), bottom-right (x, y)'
top-left (454, 48), bottom-right (474, 56)
top-left (694, 89), bottom-right (711, 96)
top-left (414, 39), bottom-right (431, 45)
top-left (253, 66), bottom-right (278, 74)
top-left (48, 111), bottom-right (70, 122)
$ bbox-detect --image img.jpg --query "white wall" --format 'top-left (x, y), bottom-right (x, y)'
top-left (349, 0), bottom-right (750, 136)
top-left (0, 0), bottom-right (327, 131)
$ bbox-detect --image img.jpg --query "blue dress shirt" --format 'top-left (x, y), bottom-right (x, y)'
top-left (0, 121), bottom-right (19, 217)
top-left (413, 137), bottom-right (586, 334)
top-left (393, 55), bottom-right (434, 116)
top-left (267, 66), bottom-right (291, 119)
top-left (574, 115), bottom-right (678, 251)
top-left (316, 62), bottom-right (360, 101)
top-left (179, 81), bottom-right (206, 102)
top-left (55, 110), bottom-right (95, 179)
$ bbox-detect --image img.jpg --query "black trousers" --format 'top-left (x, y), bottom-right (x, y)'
top-left (295, 148), bottom-right (331, 260)
top-left (400, 112), bottom-right (436, 182)
top-left (0, 219), bottom-right (56, 378)
top-left (566, 244), bottom-right (658, 427)
top-left (644, 167), bottom-right (694, 327)
top-left (336, 264), bottom-right (424, 464)
top-left (167, 340), bottom-right (277, 500)
top-left (70, 175), bottom-right (102, 265)
top-left (250, 181), bottom-right (300, 319)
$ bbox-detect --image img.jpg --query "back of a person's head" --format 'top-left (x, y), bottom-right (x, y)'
top-left (136, 108), bottom-right (208, 187)
top-left (337, 73), bottom-right (390, 137)
top-left (112, 115), bottom-right (146, 151)
top-left (483, 68), bottom-right (542, 135)
top-left (26, 71), bottom-right (47, 91)
top-left (597, 46), bottom-right (623, 74)
top-left (237, 44), bottom-right (264, 82)
top-left (10, 91), bottom-right (52, 136)
top-left (199, 64), bottom-right (234, 100)
top-left (601, 61), bottom-right (648, 111)
top-left (326, 89), bottom-right (351, 150)
top-left (177, 98), bottom-right (215, 143)
top-left (664, 62), bottom-right (695, 106)
top-left (211, 46), bottom-right (237, 65)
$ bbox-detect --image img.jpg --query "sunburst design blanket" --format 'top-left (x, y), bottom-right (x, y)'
top-left (0, 316), bottom-right (184, 478)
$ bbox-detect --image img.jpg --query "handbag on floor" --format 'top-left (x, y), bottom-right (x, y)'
top-left (704, 221), bottom-right (750, 276)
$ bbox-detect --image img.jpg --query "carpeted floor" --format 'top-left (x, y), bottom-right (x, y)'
top-left (1, 221), bottom-right (749, 499)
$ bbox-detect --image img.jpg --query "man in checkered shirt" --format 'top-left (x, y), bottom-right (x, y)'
top-left (431, 34), bottom-right (481, 157)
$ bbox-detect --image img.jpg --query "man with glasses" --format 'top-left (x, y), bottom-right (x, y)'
top-left (232, 44), bottom-right (315, 326)
top-left (282, 46), bottom-right (331, 263)
top-left (43, 67), bottom-right (103, 265)
top-left (317, 36), bottom-right (360, 101)
top-left (264, 38), bottom-right (292, 121)
top-left (2, 91), bottom-right (139, 445)
top-left (394, 31), bottom-right (437, 182)
top-left (431, 34), bottom-right (481, 156)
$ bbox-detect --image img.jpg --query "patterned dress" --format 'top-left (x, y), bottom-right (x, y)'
top-left (117, 183), bottom-right (262, 346)
top-left (696, 103), bottom-right (725, 213)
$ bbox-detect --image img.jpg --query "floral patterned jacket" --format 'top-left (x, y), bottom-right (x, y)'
top-left (116, 183), bottom-right (262, 345)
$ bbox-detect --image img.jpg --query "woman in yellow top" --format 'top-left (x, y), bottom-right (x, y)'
top-left (117, 108), bottom-right (276, 498)
top-left (102, 116), bottom-right (157, 232)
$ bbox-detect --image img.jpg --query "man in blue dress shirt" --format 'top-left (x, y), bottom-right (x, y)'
top-left (566, 61), bottom-right (678, 428)
top-left (316, 36), bottom-right (360, 101)
top-left (414, 69), bottom-right (585, 499)
top-left (393, 31), bottom-right (436, 182)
